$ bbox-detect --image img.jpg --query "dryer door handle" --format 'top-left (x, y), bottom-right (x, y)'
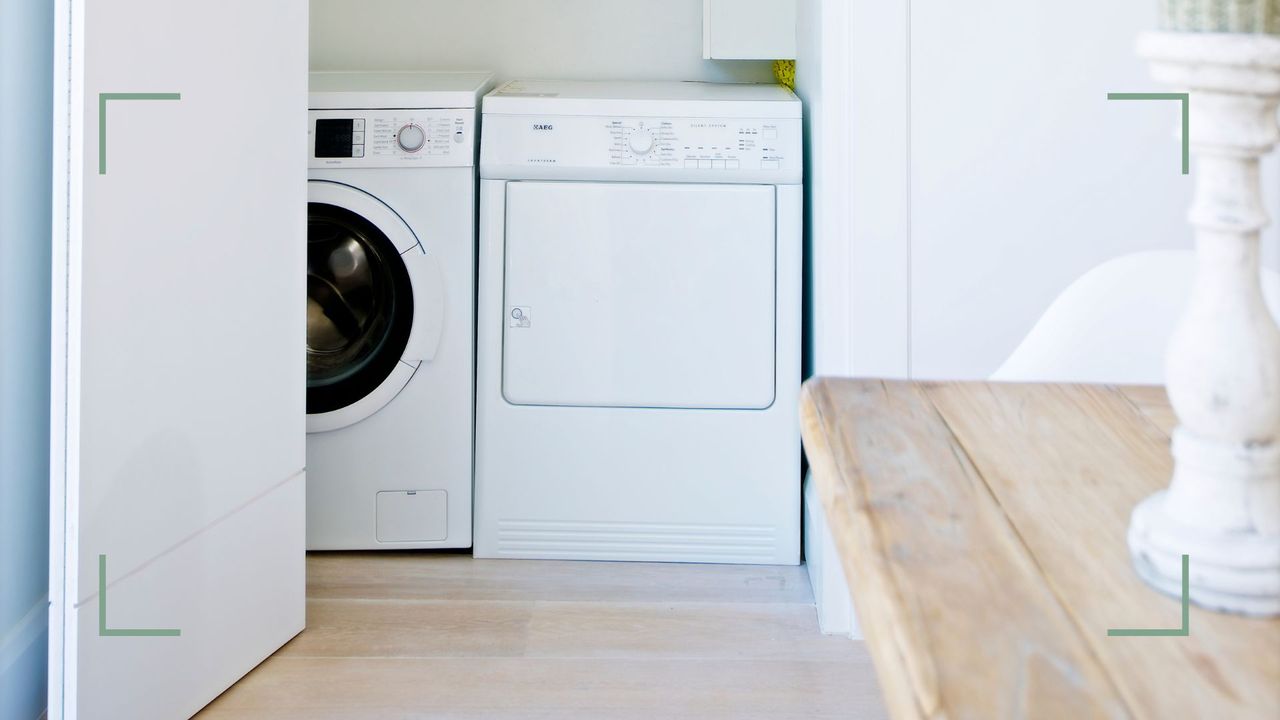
top-left (401, 249), bottom-right (445, 363)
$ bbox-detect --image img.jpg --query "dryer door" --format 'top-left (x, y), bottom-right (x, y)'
top-left (306, 180), bottom-right (443, 433)
top-left (502, 181), bottom-right (776, 410)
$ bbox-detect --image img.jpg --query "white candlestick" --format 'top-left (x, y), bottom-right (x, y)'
top-left (1128, 31), bottom-right (1280, 617)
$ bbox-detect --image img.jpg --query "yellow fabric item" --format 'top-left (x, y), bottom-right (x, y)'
top-left (773, 59), bottom-right (796, 91)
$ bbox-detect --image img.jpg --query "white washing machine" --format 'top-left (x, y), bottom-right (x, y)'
top-left (306, 72), bottom-right (493, 550)
top-left (476, 80), bottom-right (803, 564)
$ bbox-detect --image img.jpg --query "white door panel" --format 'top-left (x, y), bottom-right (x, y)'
top-left (74, 474), bottom-right (303, 720)
top-left (50, 0), bottom-right (308, 717)
top-left (502, 182), bottom-right (776, 409)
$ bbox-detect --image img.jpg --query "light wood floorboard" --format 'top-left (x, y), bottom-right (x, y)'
top-left (196, 553), bottom-right (887, 719)
top-left (305, 552), bottom-right (817, 603)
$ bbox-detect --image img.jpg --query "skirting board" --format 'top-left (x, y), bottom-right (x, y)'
top-left (803, 472), bottom-right (860, 638)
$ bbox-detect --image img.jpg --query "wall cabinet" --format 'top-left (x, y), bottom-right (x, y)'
top-left (703, 0), bottom-right (797, 59)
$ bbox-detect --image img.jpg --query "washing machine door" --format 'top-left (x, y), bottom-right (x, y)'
top-left (306, 180), bottom-right (445, 433)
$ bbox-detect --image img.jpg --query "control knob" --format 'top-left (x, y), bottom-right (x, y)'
top-left (628, 129), bottom-right (655, 155)
top-left (397, 124), bottom-right (426, 153)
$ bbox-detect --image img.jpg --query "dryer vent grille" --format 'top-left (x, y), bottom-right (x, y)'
top-left (495, 519), bottom-right (778, 564)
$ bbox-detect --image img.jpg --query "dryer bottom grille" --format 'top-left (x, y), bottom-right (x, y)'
top-left (494, 519), bottom-right (779, 564)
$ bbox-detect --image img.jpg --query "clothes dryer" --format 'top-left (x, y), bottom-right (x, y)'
top-left (476, 80), bottom-right (802, 564)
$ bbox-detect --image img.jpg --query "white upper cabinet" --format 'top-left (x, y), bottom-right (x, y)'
top-left (703, 0), bottom-right (798, 59)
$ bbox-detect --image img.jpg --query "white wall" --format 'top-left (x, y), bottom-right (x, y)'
top-left (836, 0), bottom-right (1280, 380)
top-left (0, 0), bottom-right (52, 716)
top-left (847, 0), bottom-right (912, 378)
top-left (911, 0), bottom-right (1279, 379)
top-left (310, 0), bottom-right (774, 82)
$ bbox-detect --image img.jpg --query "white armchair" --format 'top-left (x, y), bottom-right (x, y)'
top-left (993, 249), bottom-right (1280, 384)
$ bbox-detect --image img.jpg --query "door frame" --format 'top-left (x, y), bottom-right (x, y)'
top-left (48, 0), bottom-right (86, 713)
top-left (799, 0), bottom-right (911, 380)
top-left (795, 0), bottom-right (912, 639)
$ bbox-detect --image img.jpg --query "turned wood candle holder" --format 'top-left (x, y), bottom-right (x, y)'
top-left (1127, 31), bottom-right (1280, 617)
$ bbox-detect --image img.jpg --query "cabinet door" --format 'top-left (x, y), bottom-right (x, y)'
top-left (48, 1), bottom-right (308, 718)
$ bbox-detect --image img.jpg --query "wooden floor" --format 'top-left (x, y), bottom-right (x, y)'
top-left (196, 553), bottom-right (887, 719)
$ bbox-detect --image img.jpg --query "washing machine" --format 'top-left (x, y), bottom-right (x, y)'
top-left (306, 71), bottom-right (493, 550)
top-left (475, 80), bottom-right (803, 564)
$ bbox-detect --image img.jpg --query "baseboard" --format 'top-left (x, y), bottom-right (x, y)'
top-left (803, 472), bottom-right (860, 638)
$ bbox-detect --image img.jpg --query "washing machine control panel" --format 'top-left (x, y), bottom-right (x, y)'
top-left (480, 115), bottom-right (802, 183)
top-left (309, 109), bottom-right (476, 168)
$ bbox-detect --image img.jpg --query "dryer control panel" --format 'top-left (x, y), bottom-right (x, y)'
top-left (480, 114), bottom-right (802, 184)
top-left (309, 108), bottom-right (477, 169)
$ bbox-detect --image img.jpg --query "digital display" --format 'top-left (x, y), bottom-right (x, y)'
top-left (315, 119), bottom-right (354, 158)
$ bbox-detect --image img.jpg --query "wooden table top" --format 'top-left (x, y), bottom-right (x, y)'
top-left (799, 379), bottom-right (1280, 720)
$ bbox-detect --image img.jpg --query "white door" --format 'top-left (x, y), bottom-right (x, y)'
top-left (48, 1), bottom-right (308, 718)
top-left (502, 181), bottom-right (777, 409)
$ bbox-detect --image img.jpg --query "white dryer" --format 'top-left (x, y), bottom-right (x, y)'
top-left (476, 80), bottom-right (803, 564)
top-left (306, 72), bottom-right (493, 549)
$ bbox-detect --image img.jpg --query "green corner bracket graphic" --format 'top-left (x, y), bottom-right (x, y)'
top-left (1108, 554), bottom-right (1190, 637)
top-left (98, 92), bottom-right (181, 175)
top-left (98, 554), bottom-right (181, 637)
top-left (1106, 92), bottom-right (1190, 175)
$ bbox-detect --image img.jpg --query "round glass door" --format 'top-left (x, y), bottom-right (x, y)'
top-left (307, 202), bottom-right (414, 414)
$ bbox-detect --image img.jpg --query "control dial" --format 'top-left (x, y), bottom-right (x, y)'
top-left (397, 124), bottom-right (426, 153)
top-left (628, 129), bottom-right (655, 155)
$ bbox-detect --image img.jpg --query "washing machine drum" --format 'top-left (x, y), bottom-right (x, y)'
top-left (304, 181), bottom-right (445, 433)
top-left (306, 202), bottom-right (414, 415)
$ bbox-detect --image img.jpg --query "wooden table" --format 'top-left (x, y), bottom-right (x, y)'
top-left (799, 380), bottom-right (1280, 720)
